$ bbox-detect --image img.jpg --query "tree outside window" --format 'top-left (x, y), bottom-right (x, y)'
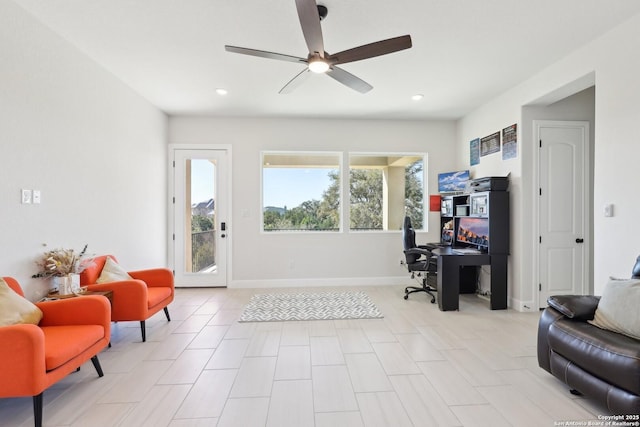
top-left (262, 153), bottom-right (341, 232)
top-left (349, 154), bottom-right (424, 231)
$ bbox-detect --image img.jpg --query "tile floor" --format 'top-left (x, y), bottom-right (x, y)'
top-left (0, 285), bottom-right (612, 426)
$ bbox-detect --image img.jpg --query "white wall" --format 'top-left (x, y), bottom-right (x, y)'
top-left (0, 2), bottom-right (168, 300)
top-left (456, 13), bottom-right (640, 305)
top-left (169, 117), bottom-right (456, 287)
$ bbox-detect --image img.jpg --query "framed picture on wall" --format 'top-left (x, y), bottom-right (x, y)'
top-left (502, 124), bottom-right (518, 160)
top-left (480, 132), bottom-right (501, 157)
top-left (470, 138), bottom-right (480, 165)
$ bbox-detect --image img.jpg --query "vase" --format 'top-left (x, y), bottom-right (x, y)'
top-left (69, 273), bottom-right (81, 293)
top-left (53, 275), bottom-right (74, 295)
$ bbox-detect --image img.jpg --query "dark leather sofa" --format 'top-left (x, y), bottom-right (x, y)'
top-left (537, 257), bottom-right (640, 415)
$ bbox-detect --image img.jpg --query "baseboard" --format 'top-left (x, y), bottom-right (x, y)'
top-left (229, 276), bottom-right (413, 289)
top-left (510, 297), bottom-right (538, 312)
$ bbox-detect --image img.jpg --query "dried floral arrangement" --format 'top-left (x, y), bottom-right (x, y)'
top-left (32, 244), bottom-right (93, 278)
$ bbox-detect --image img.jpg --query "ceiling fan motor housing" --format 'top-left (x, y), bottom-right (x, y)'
top-left (317, 5), bottom-right (328, 20)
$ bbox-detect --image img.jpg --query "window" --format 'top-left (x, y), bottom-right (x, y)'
top-left (349, 154), bottom-right (425, 231)
top-left (261, 152), bottom-right (426, 233)
top-left (262, 152), bottom-right (341, 232)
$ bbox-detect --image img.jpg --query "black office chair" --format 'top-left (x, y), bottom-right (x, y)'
top-left (402, 216), bottom-right (437, 303)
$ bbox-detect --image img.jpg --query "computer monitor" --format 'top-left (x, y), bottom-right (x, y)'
top-left (456, 217), bottom-right (489, 250)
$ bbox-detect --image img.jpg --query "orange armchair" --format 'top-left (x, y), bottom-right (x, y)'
top-left (80, 255), bottom-right (174, 342)
top-left (0, 277), bottom-right (110, 427)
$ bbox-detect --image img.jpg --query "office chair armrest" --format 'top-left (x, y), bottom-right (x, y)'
top-left (404, 248), bottom-right (433, 257)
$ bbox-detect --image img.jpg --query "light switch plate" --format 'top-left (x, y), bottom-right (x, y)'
top-left (604, 203), bottom-right (614, 217)
top-left (33, 190), bottom-right (41, 204)
top-left (21, 189), bottom-right (32, 204)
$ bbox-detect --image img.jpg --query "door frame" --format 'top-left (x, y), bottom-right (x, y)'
top-left (532, 120), bottom-right (591, 308)
top-left (168, 144), bottom-right (232, 287)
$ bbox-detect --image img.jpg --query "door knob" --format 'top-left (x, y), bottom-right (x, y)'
top-left (575, 238), bottom-right (584, 243)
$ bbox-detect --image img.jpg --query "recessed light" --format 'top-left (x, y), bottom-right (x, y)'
top-left (411, 94), bottom-right (424, 101)
top-left (216, 88), bottom-right (228, 96)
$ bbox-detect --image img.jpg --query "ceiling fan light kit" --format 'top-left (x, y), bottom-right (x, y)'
top-left (225, 0), bottom-right (412, 93)
top-left (308, 58), bottom-right (330, 73)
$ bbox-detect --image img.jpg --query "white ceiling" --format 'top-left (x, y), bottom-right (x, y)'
top-left (12, 0), bottom-right (640, 120)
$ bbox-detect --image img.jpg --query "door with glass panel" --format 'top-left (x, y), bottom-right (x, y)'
top-left (173, 149), bottom-right (228, 287)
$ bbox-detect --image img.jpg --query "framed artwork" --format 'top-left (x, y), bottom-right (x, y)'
top-left (470, 138), bottom-right (480, 166)
top-left (438, 170), bottom-right (469, 193)
top-left (502, 124), bottom-right (517, 160)
top-left (480, 132), bottom-right (501, 157)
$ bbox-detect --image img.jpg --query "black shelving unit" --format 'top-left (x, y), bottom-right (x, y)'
top-left (435, 189), bottom-right (510, 310)
top-left (440, 191), bottom-right (509, 255)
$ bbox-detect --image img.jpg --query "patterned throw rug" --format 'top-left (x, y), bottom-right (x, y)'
top-left (239, 291), bottom-right (383, 322)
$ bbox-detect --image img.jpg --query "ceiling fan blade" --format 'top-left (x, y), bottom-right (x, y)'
top-left (279, 69), bottom-right (311, 94)
top-left (295, 0), bottom-right (325, 57)
top-left (326, 66), bottom-right (373, 93)
top-left (225, 45), bottom-right (306, 64)
top-left (328, 35), bottom-right (412, 65)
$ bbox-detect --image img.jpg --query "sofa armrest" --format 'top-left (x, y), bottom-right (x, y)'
top-left (0, 324), bottom-right (47, 395)
top-left (537, 306), bottom-right (565, 373)
top-left (128, 268), bottom-right (174, 289)
top-left (537, 295), bottom-right (601, 373)
top-left (547, 295), bottom-right (601, 321)
top-left (85, 280), bottom-right (147, 298)
top-left (85, 280), bottom-right (148, 318)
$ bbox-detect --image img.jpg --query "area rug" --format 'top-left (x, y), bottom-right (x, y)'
top-left (238, 291), bottom-right (383, 322)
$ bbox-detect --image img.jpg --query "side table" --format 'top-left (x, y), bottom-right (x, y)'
top-left (44, 290), bottom-right (113, 305)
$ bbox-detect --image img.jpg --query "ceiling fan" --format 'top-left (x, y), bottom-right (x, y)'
top-left (225, 0), bottom-right (412, 94)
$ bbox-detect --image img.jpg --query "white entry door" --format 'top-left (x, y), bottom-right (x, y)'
top-left (537, 121), bottom-right (589, 307)
top-left (172, 148), bottom-right (229, 287)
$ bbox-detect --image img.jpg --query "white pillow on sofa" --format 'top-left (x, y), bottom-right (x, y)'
top-left (96, 257), bottom-right (132, 283)
top-left (0, 278), bottom-right (43, 326)
top-left (589, 279), bottom-right (640, 340)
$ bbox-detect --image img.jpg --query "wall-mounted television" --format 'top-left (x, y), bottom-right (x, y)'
top-left (456, 217), bottom-right (489, 249)
top-left (438, 170), bottom-right (469, 194)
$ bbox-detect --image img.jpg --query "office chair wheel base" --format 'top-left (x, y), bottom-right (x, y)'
top-left (404, 285), bottom-right (437, 303)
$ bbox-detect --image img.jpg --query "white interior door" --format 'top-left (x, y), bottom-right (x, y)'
top-left (537, 121), bottom-right (589, 307)
top-left (172, 148), bottom-right (229, 287)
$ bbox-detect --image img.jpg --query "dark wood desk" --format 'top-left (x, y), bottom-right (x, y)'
top-left (432, 247), bottom-right (507, 311)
